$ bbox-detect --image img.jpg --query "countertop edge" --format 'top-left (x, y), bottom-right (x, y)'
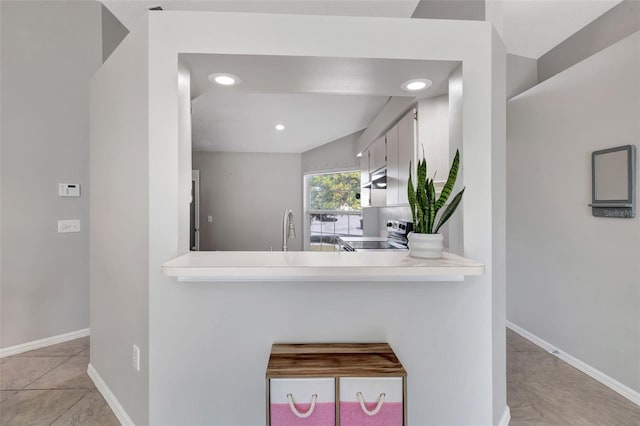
top-left (161, 251), bottom-right (485, 282)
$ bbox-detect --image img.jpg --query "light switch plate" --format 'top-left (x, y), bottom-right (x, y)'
top-left (58, 219), bottom-right (80, 233)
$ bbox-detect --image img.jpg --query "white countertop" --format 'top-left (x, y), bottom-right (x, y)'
top-left (162, 251), bottom-right (484, 282)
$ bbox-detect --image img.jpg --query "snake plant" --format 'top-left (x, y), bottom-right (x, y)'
top-left (408, 149), bottom-right (465, 234)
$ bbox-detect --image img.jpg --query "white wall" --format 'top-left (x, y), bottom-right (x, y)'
top-left (113, 11), bottom-right (507, 425)
top-left (145, 278), bottom-right (493, 425)
top-left (507, 32), bottom-right (640, 394)
top-left (0, 1), bottom-right (101, 349)
top-left (418, 94), bottom-right (449, 180)
top-left (447, 65), bottom-right (465, 256)
top-left (537, 0), bottom-right (640, 84)
top-left (506, 53), bottom-right (537, 100)
top-left (90, 17), bottom-right (150, 425)
top-left (193, 151), bottom-right (303, 251)
top-left (177, 61), bottom-right (192, 253)
top-left (101, 4), bottom-right (128, 63)
top-left (490, 29), bottom-right (507, 425)
top-left (302, 130), bottom-right (361, 174)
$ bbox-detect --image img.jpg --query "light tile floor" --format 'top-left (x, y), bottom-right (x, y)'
top-left (0, 337), bottom-right (119, 426)
top-left (507, 328), bottom-right (640, 425)
top-left (1, 332), bottom-right (639, 425)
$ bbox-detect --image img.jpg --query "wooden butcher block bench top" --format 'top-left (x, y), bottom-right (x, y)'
top-left (266, 343), bottom-right (407, 378)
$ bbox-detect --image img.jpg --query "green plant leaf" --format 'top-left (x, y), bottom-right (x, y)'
top-left (434, 188), bottom-right (465, 233)
top-left (436, 149), bottom-right (460, 210)
top-left (407, 149), bottom-right (465, 234)
top-left (427, 179), bottom-right (437, 233)
top-left (417, 158), bottom-right (427, 194)
top-left (424, 183), bottom-right (431, 234)
top-left (415, 159), bottom-right (427, 231)
top-left (408, 162), bottom-right (417, 226)
top-left (416, 203), bottom-right (424, 233)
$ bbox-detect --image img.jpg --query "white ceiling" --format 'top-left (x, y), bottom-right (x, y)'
top-left (101, 0), bottom-right (624, 153)
top-left (502, 0), bottom-right (623, 58)
top-left (192, 93), bottom-right (389, 153)
top-left (100, 0), bottom-right (420, 31)
top-left (183, 54), bottom-right (459, 153)
top-left (183, 54), bottom-right (457, 99)
top-left (101, 0), bottom-right (622, 59)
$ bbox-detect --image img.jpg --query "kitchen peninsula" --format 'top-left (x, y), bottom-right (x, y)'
top-left (159, 249), bottom-right (491, 425)
top-left (162, 251), bottom-right (484, 282)
top-left (89, 11), bottom-right (506, 426)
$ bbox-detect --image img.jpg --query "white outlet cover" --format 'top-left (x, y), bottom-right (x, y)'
top-left (132, 344), bottom-right (140, 371)
top-left (58, 219), bottom-right (81, 233)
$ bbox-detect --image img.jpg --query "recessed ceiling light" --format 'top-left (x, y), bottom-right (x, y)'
top-left (401, 78), bottom-right (433, 92)
top-left (208, 73), bottom-right (240, 86)
top-left (275, 124), bottom-right (285, 131)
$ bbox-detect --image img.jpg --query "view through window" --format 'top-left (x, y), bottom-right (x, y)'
top-left (306, 171), bottom-right (363, 251)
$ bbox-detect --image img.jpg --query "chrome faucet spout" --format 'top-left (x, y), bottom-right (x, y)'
top-left (282, 209), bottom-right (296, 251)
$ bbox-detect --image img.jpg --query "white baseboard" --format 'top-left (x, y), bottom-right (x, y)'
top-left (507, 321), bottom-right (640, 406)
top-left (87, 363), bottom-right (135, 426)
top-left (498, 405), bottom-right (511, 426)
top-left (0, 328), bottom-right (90, 358)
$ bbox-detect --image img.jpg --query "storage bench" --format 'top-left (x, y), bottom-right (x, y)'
top-left (266, 343), bottom-right (407, 426)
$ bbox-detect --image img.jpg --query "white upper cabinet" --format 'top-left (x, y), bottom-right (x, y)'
top-left (386, 122), bottom-right (399, 206)
top-left (385, 108), bottom-right (417, 206)
top-left (397, 108), bottom-right (417, 205)
top-left (360, 152), bottom-right (370, 208)
top-left (359, 107), bottom-right (417, 207)
top-left (369, 135), bottom-right (387, 173)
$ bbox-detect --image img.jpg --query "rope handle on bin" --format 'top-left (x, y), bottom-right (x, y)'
top-left (286, 393), bottom-right (317, 418)
top-left (357, 392), bottom-right (386, 416)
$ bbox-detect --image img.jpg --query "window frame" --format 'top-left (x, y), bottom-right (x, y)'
top-left (303, 169), bottom-right (363, 251)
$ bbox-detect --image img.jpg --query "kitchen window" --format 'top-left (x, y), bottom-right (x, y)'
top-left (304, 171), bottom-right (363, 251)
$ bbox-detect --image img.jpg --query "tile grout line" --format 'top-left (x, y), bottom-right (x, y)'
top-left (22, 353), bottom-right (94, 392)
top-left (13, 345), bottom-right (86, 359)
top-left (15, 344), bottom-right (88, 390)
top-left (47, 389), bottom-right (90, 426)
top-left (25, 386), bottom-right (96, 391)
top-left (1, 343), bottom-right (91, 391)
top-left (17, 356), bottom-right (74, 391)
top-left (1, 339), bottom-right (120, 426)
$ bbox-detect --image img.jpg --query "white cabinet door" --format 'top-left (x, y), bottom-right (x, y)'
top-left (370, 188), bottom-right (386, 207)
top-left (360, 153), bottom-right (370, 208)
top-left (368, 135), bottom-right (387, 207)
top-left (369, 135), bottom-right (386, 173)
top-left (386, 124), bottom-right (399, 206)
top-left (397, 108), bottom-right (417, 205)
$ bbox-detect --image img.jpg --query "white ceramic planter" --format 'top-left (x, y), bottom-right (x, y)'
top-left (407, 232), bottom-right (444, 259)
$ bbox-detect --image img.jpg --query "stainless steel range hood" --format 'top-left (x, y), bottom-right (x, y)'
top-left (362, 168), bottom-right (387, 189)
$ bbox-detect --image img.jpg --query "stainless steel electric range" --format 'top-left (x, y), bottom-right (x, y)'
top-left (339, 220), bottom-right (413, 252)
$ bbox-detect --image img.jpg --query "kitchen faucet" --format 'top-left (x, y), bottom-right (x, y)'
top-left (282, 208), bottom-right (296, 251)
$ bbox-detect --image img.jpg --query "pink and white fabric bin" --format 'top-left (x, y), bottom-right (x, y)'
top-left (339, 377), bottom-right (403, 426)
top-left (270, 378), bottom-right (335, 426)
